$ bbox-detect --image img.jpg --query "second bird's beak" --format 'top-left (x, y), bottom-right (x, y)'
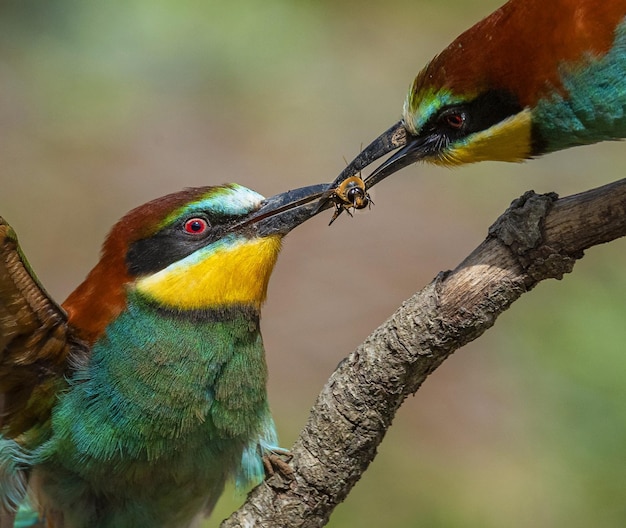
top-left (243, 120), bottom-right (422, 232)
top-left (236, 183), bottom-right (331, 237)
top-left (328, 120), bottom-right (427, 191)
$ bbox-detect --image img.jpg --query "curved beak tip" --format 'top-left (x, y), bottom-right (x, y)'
top-left (319, 120), bottom-right (412, 212)
top-left (245, 121), bottom-right (418, 231)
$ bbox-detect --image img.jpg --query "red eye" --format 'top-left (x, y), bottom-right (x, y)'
top-left (444, 112), bottom-right (465, 129)
top-left (183, 218), bottom-right (209, 234)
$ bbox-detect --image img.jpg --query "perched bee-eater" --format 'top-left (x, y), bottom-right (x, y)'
top-left (0, 183), bottom-right (326, 528)
top-left (328, 0), bottom-right (626, 193)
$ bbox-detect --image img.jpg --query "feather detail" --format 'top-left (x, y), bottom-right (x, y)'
top-left (0, 218), bottom-right (76, 439)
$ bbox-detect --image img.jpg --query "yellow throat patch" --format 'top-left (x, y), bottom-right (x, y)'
top-left (135, 235), bottom-right (283, 310)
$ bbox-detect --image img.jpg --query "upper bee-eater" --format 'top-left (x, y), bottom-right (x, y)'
top-left (326, 0), bottom-right (626, 195)
top-left (0, 182), bottom-right (326, 528)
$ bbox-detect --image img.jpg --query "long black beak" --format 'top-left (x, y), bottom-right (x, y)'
top-left (236, 183), bottom-right (332, 237)
top-left (239, 122), bottom-right (423, 232)
top-left (313, 120), bottom-right (408, 215)
top-left (364, 131), bottom-right (438, 188)
top-left (324, 119), bottom-right (430, 195)
top-left (330, 121), bottom-right (408, 189)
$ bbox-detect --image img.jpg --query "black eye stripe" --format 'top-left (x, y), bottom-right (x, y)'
top-left (126, 214), bottom-right (239, 277)
top-left (431, 89), bottom-right (523, 140)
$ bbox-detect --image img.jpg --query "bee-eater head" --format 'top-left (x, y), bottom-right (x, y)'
top-left (331, 0), bottom-right (625, 189)
top-left (330, 36), bottom-right (534, 188)
top-left (63, 183), bottom-right (326, 344)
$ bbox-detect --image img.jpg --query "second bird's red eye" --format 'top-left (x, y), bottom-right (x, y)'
top-left (444, 113), bottom-right (465, 129)
top-left (184, 218), bottom-right (209, 234)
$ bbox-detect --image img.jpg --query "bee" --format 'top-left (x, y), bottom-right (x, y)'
top-left (327, 175), bottom-right (373, 225)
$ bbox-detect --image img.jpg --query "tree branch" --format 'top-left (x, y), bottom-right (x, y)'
top-left (222, 178), bottom-right (626, 528)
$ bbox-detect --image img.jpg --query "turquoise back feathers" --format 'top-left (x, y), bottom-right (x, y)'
top-left (533, 19), bottom-right (626, 153)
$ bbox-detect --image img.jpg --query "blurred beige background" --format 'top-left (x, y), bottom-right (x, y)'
top-left (2, 0), bottom-right (625, 526)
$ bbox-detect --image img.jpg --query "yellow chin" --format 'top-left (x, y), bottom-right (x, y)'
top-left (434, 109), bottom-right (532, 166)
top-left (135, 236), bottom-right (283, 311)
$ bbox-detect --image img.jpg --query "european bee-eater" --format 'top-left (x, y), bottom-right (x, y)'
top-left (0, 182), bottom-right (326, 528)
top-left (327, 0), bottom-right (626, 194)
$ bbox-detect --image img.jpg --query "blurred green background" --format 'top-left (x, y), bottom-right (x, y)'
top-left (1, 0), bottom-right (625, 526)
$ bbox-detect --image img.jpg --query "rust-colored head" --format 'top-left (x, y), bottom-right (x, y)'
top-left (62, 187), bottom-right (223, 344)
top-left (406, 0), bottom-right (624, 133)
top-left (62, 183), bottom-right (326, 345)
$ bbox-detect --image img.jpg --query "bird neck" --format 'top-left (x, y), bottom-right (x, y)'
top-left (63, 234), bottom-right (283, 345)
top-left (63, 248), bottom-right (130, 346)
top-left (532, 18), bottom-right (626, 154)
